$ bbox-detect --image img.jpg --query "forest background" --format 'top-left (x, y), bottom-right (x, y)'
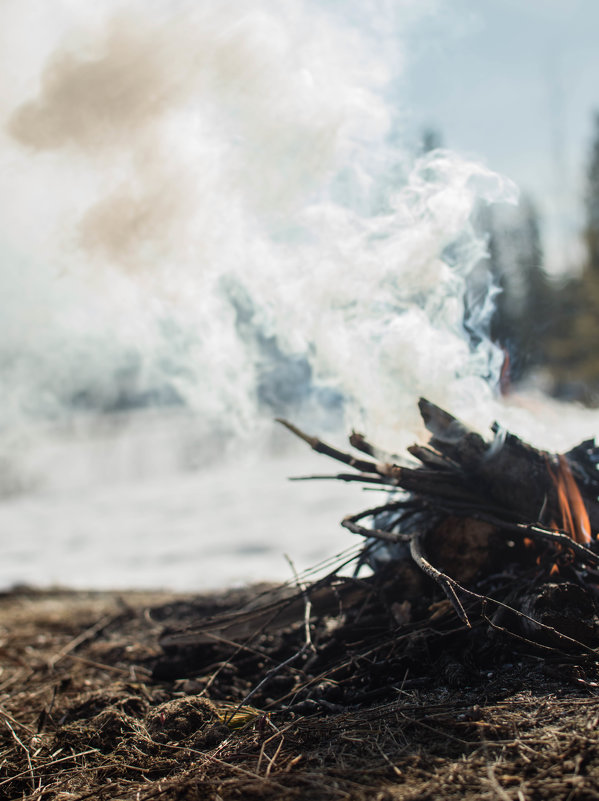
top-left (460, 112), bottom-right (599, 403)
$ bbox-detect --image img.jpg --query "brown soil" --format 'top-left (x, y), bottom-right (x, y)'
top-left (2, 585), bottom-right (599, 801)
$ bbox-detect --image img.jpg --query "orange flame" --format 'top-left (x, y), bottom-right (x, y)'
top-left (547, 455), bottom-right (591, 545)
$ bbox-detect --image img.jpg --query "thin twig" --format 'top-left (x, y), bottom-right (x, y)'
top-left (225, 558), bottom-right (316, 722)
top-left (0, 705), bottom-right (35, 734)
top-left (289, 473), bottom-right (393, 486)
top-left (265, 735), bottom-right (284, 777)
top-left (509, 521), bottom-right (599, 566)
top-left (49, 614), bottom-right (115, 668)
top-left (276, 419), bottom-right (383, 474)
top-left (284, 554), bottom-right (313, 651)
top-left (256, 740), bottom-right (267, 775)
top-left (5, 719), bottom-right (35, 792)
top-left (409, 532), bottom-right (472, 627)
top-left (342, 500), bottom-right (415, 544)
top-left (481, 736), bottom-right (513, 801)
top-left (455, 510), bottom-right (599, 567)
top-left (342, 516), bottom-right (410, 544)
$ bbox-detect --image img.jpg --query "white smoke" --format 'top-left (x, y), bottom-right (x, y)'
top-left (6, 1), bottom-right (599, 592)
top-left (0, 0), bottom-right (516, 454)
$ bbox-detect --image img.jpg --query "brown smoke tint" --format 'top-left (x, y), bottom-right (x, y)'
top-left (4, 6), bottom-right (344, 269)
top-left (78, 176), bottom-right (188, 266)
top-left (6, 13), bottom-right (201, 268)
top-left (7, 15), bottom-right (194, 152)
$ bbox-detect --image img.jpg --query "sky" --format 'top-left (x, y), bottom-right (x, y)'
top-left (403, 0), bottom-right (599, 272)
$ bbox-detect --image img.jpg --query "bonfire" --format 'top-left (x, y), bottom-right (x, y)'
top-left (4, 398), bottom-right (599, 801)
top-left (158, 398), bottom-right (599, 705)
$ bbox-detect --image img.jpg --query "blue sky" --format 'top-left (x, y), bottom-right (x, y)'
top-left (402, 0), bottom-right (599, 272)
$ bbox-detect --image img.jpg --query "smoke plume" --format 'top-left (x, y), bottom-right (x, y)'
top-left (0, 0), bottom-right (516, 450)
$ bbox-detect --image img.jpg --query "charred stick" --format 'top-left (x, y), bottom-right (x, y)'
top-left (342, 517), bottom-right (411, 544)
top-left (409, 532), bottom-right (472, 627)
top-left (349, 431), bottom-right (400, 464)
top-left (429, 499), bottom-right (523, 523)
top-left (471, 514), bottom-right (599, 568)
top-left (387, 467), bottom-right (489, 506)
top-left (386, 463), bottom-right (468, 491)
top-left (344, 499), bottom-right (419, 522)
top-left (516, 523), bottom-right (599, 566)
top-left (291, 467), bottom-right (493, 508)
top-left (418, 398), bottom-right (477, 447)
top-left (276, 419), bottom-right (384, 475)
top-left (289, 473), bottom-right (394, 485)
top-left (407, 444), bottom-right (459, 471)
top-left (342, 499), bottom-right (419, 543)
top-left (348, 431), bottom-right (377, 457)
top-left (480, 601), bottom-right (593, 657)
top-left (278, 415), bottom-right (490, 503)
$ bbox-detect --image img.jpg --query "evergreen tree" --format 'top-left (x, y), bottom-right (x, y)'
top-left (483, 195), bottom-right (550, 380)
top-left (542, 111), bottom-right (599, 403)
top-left (585, 111), bottom-right (599, 272)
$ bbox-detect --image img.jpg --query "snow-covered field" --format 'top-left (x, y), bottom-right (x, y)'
top-left (0, 411), bottom-right (363, 591)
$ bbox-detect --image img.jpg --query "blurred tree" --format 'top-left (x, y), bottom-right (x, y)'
top-left (585, 111), bottom-right (599, 272)
top-left (482, 195), bottom-right (553, 381)
top-left (540, 111), bottom-right (599, 403)
top-left (423, 118), bottom-right (599, 402)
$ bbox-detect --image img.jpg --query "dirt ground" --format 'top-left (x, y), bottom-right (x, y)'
top-left (2, 584), bottom-right (599, 801)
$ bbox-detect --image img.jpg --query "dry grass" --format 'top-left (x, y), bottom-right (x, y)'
top-left (2, 586), bottom-right (599, 801)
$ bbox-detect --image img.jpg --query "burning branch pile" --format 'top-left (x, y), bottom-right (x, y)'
top-left (5, 400), bottom-right (599, 801)
top-left (157, 399), bottom-right (599, 713)
top-left (278, 397), bottom-right (599, 634)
